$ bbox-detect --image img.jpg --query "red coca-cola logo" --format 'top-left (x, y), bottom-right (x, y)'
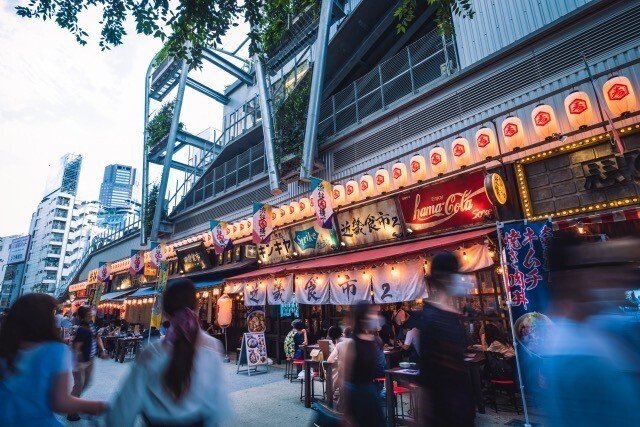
top-left (476, 133), bottom-right (490, 148)
top-left (411, 160), bottom-right (420, 173)
top-left (608, 83), bottom-right (629, 101)
top-left (376, 174), bottom-right (385, 185)
top-left (534, 111), bottom-right (551, 126)
top-left (360, 180), bottom-right (369, 191)
top-left (503, 122), bottom-right (518, 137)
top-left (453, 143), bottom-right (466, 157)
top-left (568, 98), bottom-right (588, 114)
top-left (431, 152), bottom-right (442, 165)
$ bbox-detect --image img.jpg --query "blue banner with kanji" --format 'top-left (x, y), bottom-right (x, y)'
top-left (501, 219), bottom-right (553, 320)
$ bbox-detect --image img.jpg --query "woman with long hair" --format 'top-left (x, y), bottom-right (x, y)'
top-left (107, 279), bottom-right (231, 426)
top-left (0, 294), bottom-right (107, 426)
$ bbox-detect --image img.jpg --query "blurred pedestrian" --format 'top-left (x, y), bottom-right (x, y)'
top-left (107, 279), bottom-right (231, 426)
top-left (341, 301), bottom-right (385, 427)
top-left (418, 251), bottom-right (475, 427)
top-left (160, 320), bottom-right (170, 338)
top-left (0, 294), bottom-right (107, 426)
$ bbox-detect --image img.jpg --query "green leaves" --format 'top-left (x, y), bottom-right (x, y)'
top-left (146, 99), bottom-right (184, 150)
top-left (395, 0), bottom-right (475, 36)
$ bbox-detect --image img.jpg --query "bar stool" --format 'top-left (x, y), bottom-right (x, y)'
top-left (299, 368), bottom-right (325, 402)
top-left (284, 358), bottom-right (295, 380)
top-left (393, 385), bottom-right (413, 421)
top-left (291, 359), bottom-right (304, 383)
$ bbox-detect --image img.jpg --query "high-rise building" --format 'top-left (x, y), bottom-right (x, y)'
top-left (0, 235), bottom-right (29, 311)
top-left (63, 200), bottom-right (103, 282)
top-left (43, 153), bottom-right (82, 197)
top-left (99, 164), bottom-right (136, 208)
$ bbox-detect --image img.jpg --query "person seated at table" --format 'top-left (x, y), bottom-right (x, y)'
top-left (378, 311), bottom-right (394, 347)
top-left (392, 303), bottom-right (409, 339)
top-left (292, 320), bottom-right (308, 360)
top-left (484, 323), bottom-right (515, 359)
top-left (284, 319), bottom-right (307, 361)
top-left (399, 317), bottom-right (420, 363)
top-left (120, 320), bottom-right (130, 335)
top-left (326, 326), bottom-right (342, 353)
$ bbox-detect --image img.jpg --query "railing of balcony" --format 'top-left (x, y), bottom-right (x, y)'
top-left (318, 28), bottom-right (457, 138)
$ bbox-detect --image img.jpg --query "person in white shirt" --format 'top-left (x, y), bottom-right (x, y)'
top-left (400, 318), bottom-right (420, 362)
top-left (107, 279), bottom-right (231, 427)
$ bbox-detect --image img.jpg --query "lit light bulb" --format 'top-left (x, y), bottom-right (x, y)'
top-left (577, 223), bottom-right (585, 234)
top-left (496, 266), bottom-right (504, 275)
top-left (463, 251), bottom-right (468, 261)
top-left (340, 241), bottom-right (346, 247)
top-left (406, 228), bottom-right (413, 234)
top-left (391, 266), bottom-right (398, 276)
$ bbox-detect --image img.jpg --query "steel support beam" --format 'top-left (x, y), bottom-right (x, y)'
top-left (186, 77), bottom-right (230, 104)
top-left (254, 54), bottom-right (282, 195)
top-left (150, 58), bottom-right (189, 242)
top-left (168, 160), bottom-right (204, 175)
top-left (176, 130), bottom-right (219, 152)
top-left (300, 0), bottom-right (333, 180)
top-left (203, 49), bottom-right (253, 85)
top-left (141, 60), bottom-right (153, 246)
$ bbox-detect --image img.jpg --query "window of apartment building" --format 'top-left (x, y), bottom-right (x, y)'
top-left (52, 220), bottom-right (66, 230)
top-left (44, 272), bottom-right (57, 280)
top-left (57, 196), bottom-right (70, 206)
top-left (54, 208), bottom-right (68, 218)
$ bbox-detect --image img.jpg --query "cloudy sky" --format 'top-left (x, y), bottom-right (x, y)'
top-left (0, 2), bottom-right (247, 236)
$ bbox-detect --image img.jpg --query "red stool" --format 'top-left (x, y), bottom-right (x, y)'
top-left (290, 359), bottom-right (304, 383)
top-left (393, 385), bottom-right (413, 421)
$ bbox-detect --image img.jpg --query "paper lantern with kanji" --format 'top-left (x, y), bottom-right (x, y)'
top-left (332, 184), bottom-right (346, 207)
top-left (359, 174), bottom-right (375, 198)
top-left (475, 127), bottom-right (499, 159)
top-left (429, 146), bottom-right (448, 176)
top-left (216, 294), bottom-right (233, 327)
top-left (564, 91), bottom-right (595, 129)
top-left (237, 221), bottom-right (247, 237)
top-left (345, 180), bottom-right (361, 204)
top-left (374, 168), bottom-right (392, 193)
top-left (409, 154), bottom-right (428, 182)
top-left (230, 223), bottom-right (240, 239)
top-left (502, 116), bottom-right (526, 150)
top-left (276, 206), bottom-right (287, 226)
top-left (391, 162), bottom-right (408, 189)
top-left (299, 197), bottom-right (312, 218)
top-left (531, 104), bottom-right (559, 139)
top-left (452, 137), bottom-right (472, 168)
top-left (279, 205), bottom-right (291, 224)
top-left (290, 201), bottom-right (302, 221)
top-left (602, 75), bottom-right (638, 117)
top-left (245, 218), bottom-right (253, 236)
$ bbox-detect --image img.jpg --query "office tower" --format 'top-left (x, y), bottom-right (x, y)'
top-left (99, 164), bottom-right (136, 208)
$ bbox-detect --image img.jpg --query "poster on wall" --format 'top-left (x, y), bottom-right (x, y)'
top-left (337, 198), bottom-right (403, 247)
top-left (267, 275), bottom-right (294, 305)
top-left (399, 170), bottom-right (494, 235)
top-left (328, 270), bottom-right (371, 305)
top-left (294, 273), bottom-right (330, 304)
top-left (290, 220), bottom-right (338, 257)
top-left (246, 308), bottom-right (267, 333)
top-left (370, 259), bottom-right (427, 304)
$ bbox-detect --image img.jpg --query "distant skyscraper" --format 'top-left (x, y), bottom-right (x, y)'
top-left (99, 164), bottom-right (136, 208)
top-left (43, 153), bottom-right (82, 197)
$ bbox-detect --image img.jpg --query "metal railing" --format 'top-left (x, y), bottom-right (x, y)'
top-left (223, 95), bottom-right (261, 143)
top-left (318, 29), bottom-right (457, 137)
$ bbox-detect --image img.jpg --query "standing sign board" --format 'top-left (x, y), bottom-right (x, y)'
top-left (237, 332), bottom-right (269, 376)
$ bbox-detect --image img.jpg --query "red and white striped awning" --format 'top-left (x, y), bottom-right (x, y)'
top-left (553, 207), bottom-right (640, 230)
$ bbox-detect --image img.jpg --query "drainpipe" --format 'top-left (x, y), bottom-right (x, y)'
top-left (300, 0), bottom-right (333, 180)
top-left (254, 55), bottom-right (282, 195)
top-left (150, 57), bottom-right (190, 242)
top-left (141, 60), bottom-right (153, 246)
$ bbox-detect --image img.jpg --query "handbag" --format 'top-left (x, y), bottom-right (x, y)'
top-left (310, 349), bottom-right (324, 362)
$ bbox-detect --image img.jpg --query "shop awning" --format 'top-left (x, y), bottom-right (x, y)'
top-left (126, 287), bottom-right (156, 298)
top-left (193, 279), bottom-right (225, 289)
top-left (227, 226), bottom-right (494, 282)
top-left (100, 290), bottom-right (136, 302)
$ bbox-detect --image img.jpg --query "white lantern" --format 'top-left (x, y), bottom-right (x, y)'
top-left (429, 146), bottom-right (448, 176)
top-left (452, 137), bottom-right (472, 168)
top-left (531, 104), bottom-right (560, 140)
top-left (409, 154), bottom-right (428, 182)
top-left (475, 127), bottom-right (499, 159)
top-left (287, 203), bottom-right (298, 222)
top-left (359, 174), bottom-right (375, 198)
top-left (501, 116), bottom-right (526, 150)
top-left (375, 168), bottom-right (392, 193)
top-left (244, 218), bottom-right (253, 236)
top-left (564, 91), bottom-right (595, 129)
top-left (280, 205), bottom-right (291, 224)
top-left (332, 184), bottom-right (346, 207)
top-left (237, 221), bottom-right (246, 237)
top-left (391, 162), bottom-right (409, 189)
top-left (216, 294), bottom-right (233, 327)
top-left (602, 75), bottom-right (638, 117)
top-left (299, 197), bottom-right (312, 218)
top-left (345, 180), bottom-right (361, 204)
top-left (225, 224), bottom-right (234, 240)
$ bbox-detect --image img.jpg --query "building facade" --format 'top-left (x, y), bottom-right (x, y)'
top-left (99, 164), bottom-right (137, 209)
top-left (0, 235), bottom-right (29, 311)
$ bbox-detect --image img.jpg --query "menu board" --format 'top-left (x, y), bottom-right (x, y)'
top-left (337, 198), bottom-right (403, 247)
top-left (241, 332), bottom-right (268, 366)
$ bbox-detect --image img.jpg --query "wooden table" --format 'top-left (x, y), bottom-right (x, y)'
top-left (385, 367), bottom-right (420, 427)
top-left (303, 344), bottom-right (319, 359)
top-left (115, 336), bottom-right (142, 363)
top-left (324, 362), bottom-right (335, 409)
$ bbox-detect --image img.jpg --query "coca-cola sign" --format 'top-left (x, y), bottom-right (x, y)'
top-left (399, 171), bottom-right (495, 234)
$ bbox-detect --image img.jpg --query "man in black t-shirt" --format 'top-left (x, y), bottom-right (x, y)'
top-left (68, 306), bottom-right (97, 421)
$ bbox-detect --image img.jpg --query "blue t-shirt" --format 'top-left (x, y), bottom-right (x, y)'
top-left (0, 342), bottom-right (72, 427)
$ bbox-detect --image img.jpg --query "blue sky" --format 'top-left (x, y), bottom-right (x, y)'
top-left (0, 2), bottom-right (247, 235)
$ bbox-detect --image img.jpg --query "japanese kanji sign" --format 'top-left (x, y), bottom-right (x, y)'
top-left (337, 198), bottom-right (403, 247)
top-left (369, 259), bottom-right (427, 304)
top-left (210, 220), bottom-right (233, 255)
top-left (399, 171), bottom-right (494, 234)
top-left (244, 280), bottom-right (267, 306)
top-left (252, 203), bottom-right (273, 244)
top-left (149, 242), bottom-right (165, 268)
top-left (129, 250), bottom-right (144, 276)
top-left (267, 275), bottom-right (294, 305)
top-left (97, 262), bottom-right (111, 282)
top-left (328, 270), bottom-right (371, 305)
top-left (294, 273), bottom-right (330, 305)
top-left (310, 177), bottom-right (335, 229)
top-left (258, 229), bottom-right (293, 265)
top-left (501, 220), bottom-right (552, 320)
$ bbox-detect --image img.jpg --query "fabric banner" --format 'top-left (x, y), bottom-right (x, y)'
top-left (294, 273), bottom-right (330, 305)
top-left (97, 262), bottom-right (111, 282)
top-left (224, 281), bottom-right (244, 294)
top-left (267, 275), bottom-right (294, 305)
top-left (252, 203), bottom-right (273, 244)
top-left (370, 259), bottom-right (427, 304)
top-left (329, 270), bottom-right (371, 305)
top-left (310, 177), bottom-right (335, 229)
top-left (129, 250), bottom-right (144, 276)
top-left (151, 261), bottom-right (169, 329)
top-left (244, 281), bottom-right (267, 306)
top-left (501, 220), bottom-right (552, 321)
top-left (210, 220), bottom-right (232, 255)
top-left (149, 242), bottom-right (165, 268)
top-left (337, 198), bottom-right (403, 247)
top-left (453, 244), bottom-right (494, 272)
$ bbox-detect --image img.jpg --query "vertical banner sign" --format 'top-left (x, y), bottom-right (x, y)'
top-left (267, 275), bottom-right (294, 305)
top-left (310, 177), bottom-right (334, 229)
top-left (252, 203), bottom-right (273, 244)
top-left (210, 221), bottom-right (232, 255)
top-left (294, 274), bottom-right (330, 304)
top-left (150, 261), bottom-right (169, 329)
top-left (129, 250), bottom-right (144, 276)
top-left (149, 242), bottom-right (165, 268)
top-left (97, 262), bottom-right (111, 282)
top-left (370, 259), bottom-right (427, 304)
top-left (93, 282), bottom-right (105, 307)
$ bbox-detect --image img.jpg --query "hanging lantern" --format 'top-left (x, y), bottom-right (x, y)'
top-left (216, 294), bottom-right (233, 327)
top-left (332, 184), bottom-right (346, 207)
top-left (280, 205), bottom-right (291, 224)
top-left (289, 201), bottom-right (301, 221)
top-left (299, 197), bottom-right (312, 218)
top-left (375, 168), bottom-right (392, 193)
top-left (359, 174), bottom-right (375, 198)
top-left (237, 221), bottom-right (246, 238)
top-left (452, 137), bottom-right (472, 168)
top-left (602, 75), bottom-right (638, 117)
top-left (245, 218), bottom-right (253, 236)
top-left (345, 180), bottom-right (361, 204)
top-left (391, 162), bottom-right (408, 189)
top-left (475, 127), bottom-right (499, 159)
top-left (429, 146), bottom-right (448, 176)
top-left (409, 154), bottom-right (428, 182)
top-left (564, 91), bottom-right (595, 129)
top-left (501, 116), bottom-right (526, 150)
top-left (531, 104), bottom-right (560, 140)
